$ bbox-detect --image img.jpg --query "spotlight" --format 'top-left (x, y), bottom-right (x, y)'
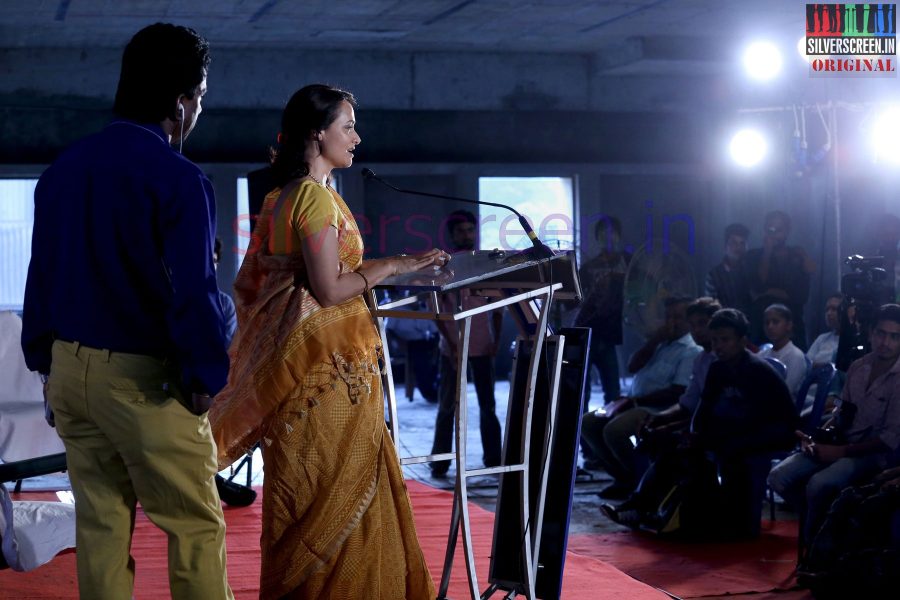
top-left (797, 36), bottom-right (813, 64)
top-left (729, 129), bottom-right (768, 167)
top-left (743, 41), bottom-right (782, 81)
top-left (871, 106), bottom-right (900, 165)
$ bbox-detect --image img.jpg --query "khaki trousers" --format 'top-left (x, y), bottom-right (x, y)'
top-left (48, 340), bottom-right (233, 600)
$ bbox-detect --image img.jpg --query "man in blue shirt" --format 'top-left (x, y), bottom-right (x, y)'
top-left (582, 296), bottom-right (702, 498)
top-left (22, 23), bottom-right (233, 600)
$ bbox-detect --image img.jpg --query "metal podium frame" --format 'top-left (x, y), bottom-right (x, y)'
top-left (367, 251), bottom-right (580, 600)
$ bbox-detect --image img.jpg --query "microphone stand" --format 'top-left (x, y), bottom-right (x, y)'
top-left (361, 168), bottom-right (555, 260)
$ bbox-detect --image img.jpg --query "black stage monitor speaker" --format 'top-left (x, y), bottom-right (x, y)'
top-left (489, 327), bottom-right (591, 599)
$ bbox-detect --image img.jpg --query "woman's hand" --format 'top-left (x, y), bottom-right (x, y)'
top-left (392, 249), bottom-right (451, 275)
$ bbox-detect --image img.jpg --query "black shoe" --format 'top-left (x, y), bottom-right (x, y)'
top-left (430, 461), bottom-right (450, 478)
top-left (598, 481), bottom-right (633, 500)
top-left (600, 503), bottom-right (642, 527)
top-left (582, 458), bottom-right (604, 471)
top-left (215, 474), bottom-right (257, 507)
top-left (575, 467), bottom-right (595, 480)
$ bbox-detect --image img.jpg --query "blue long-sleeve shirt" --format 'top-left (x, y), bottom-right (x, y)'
top-left (22, 120), bottom-right (230, 395)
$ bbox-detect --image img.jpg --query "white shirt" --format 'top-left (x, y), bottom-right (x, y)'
top-left (801, 330), bottom-right (839, 412)
top-left (806, 331), bottom-right (839, 365)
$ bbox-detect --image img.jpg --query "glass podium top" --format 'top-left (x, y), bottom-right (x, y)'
top-left (375, 249), bottom-right (581, 300)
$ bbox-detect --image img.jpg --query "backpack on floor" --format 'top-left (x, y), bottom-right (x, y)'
top-left (641, 453), bottom-right (721, 538)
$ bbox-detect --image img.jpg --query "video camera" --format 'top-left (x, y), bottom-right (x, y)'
top-left (836, 255), bottom-right (894, 371)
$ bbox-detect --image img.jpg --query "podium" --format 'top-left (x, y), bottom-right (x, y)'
top-left (369, 250), bottom-right (585, 600)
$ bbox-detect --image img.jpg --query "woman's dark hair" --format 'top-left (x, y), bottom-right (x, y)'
top-left (114, 23), bottom-right (210, 123)
top-left (764, 303), bottom-right (794, 323)
top-left (709, 308), bottom-right (750, 338)
top-left (270, 84), bottom-right (357, 188)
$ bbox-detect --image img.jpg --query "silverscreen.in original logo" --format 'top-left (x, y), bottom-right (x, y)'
top-left (806, 4), bottom-right (897, 77)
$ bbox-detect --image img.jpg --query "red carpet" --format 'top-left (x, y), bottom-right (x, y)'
top-left (567, 520), bottom-right (801, 599)
top-left (1, 482), bottom-right (665, 599)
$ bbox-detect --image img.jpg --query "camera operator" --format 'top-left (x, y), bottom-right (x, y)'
top-left (768, 304), bottom-right (900, 548)
top-left (836, 255), bottom-right (894, 372)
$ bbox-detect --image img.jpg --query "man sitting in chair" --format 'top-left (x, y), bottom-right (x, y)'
top-left (582, 296), bottom-right (702, 499)
top-left (769, 303), bottom-right (900, 545)
top-left (603, 308), bottom-right (796, 539)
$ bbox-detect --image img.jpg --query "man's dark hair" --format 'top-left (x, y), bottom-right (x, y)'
top-left (724, 223), bottom-right (750, 244)
top-left (663, 295), bottom-right (693, 310)
top-left (709, 308), bottom-right (750, 338)
top-left (826, 292), bottom-right (844, 304)
top-left (764, 210), bottom-right (792, 231)
top-left (687, 297), bottom-right (722, 319)
top-left (875, 304), bottom-right (900, 328)
top-left (446, 209), bottom-right (476, 234)
top-left (765, 303), bottom-right (794, 323)
top-left (114, 23), bottom-right (210, 123)
top-left (270, 84), bottom-right (357, 187)
top-left (594, 215), bottom-right (622, 240)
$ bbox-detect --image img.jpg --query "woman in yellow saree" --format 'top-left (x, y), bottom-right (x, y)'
top-left (209, 84), bottom-right (447, 599)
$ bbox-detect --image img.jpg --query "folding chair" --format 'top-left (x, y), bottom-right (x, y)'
top-left (765, 363), bottom-right (837, 521)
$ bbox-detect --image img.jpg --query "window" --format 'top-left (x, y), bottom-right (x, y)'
top-left (235, 172), bottom-right (343, 272)
top-left (477, 177), bottom-right (575, 252)
top-left (0, 179), bottom-right (38, 311)
top-left (236, 177), bottom-right (251, 272)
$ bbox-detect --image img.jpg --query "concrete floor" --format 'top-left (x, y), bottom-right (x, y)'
top-left (387, 378), bottom-right (631, 536)
top-left (216, 376), bottom-right (798, 536)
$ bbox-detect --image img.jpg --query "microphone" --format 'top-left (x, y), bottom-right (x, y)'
top-left (361, 168), bottom-right (554, 259)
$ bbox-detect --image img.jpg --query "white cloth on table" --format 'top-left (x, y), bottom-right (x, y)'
top-left (0, 311), bottom-right (65, 463)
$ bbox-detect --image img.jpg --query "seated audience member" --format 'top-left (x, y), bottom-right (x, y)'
top-left (801, 293), bottom-right (843, 415)
top-left (758, 303), bottom-right (808, 397)
top-left (808, 293), bottom-right (843, 367)
top-left (704, 223), bottom-right (752, 316)
top-left (800, 464), bottom-right (900, 594)
top-left (744, 211), bottom-right (815, 350)
top-left (693, 309), bottom-right (798, 537)
top-left (768, 304), bottom-right (900, 544)
top-left (213, 237), bottom-right (237, 344)
top-left (582, 296), bottom-right (702, 498)
top-left (638, 297), bottom-right (721, 439)
top-left (599, 297), bottom-right (718, 522)
top-left (603, 308), bottom-right (796, 539)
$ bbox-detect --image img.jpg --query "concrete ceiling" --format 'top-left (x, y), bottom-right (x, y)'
top-left (3, 0), bottom-right (802, 54)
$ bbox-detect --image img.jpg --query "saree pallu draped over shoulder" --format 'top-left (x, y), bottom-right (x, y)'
top-left (210, 181), bottom-right (435, 599)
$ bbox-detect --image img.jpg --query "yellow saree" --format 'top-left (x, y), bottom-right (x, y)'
top-left (210, 180), bottom-right (435, 599)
